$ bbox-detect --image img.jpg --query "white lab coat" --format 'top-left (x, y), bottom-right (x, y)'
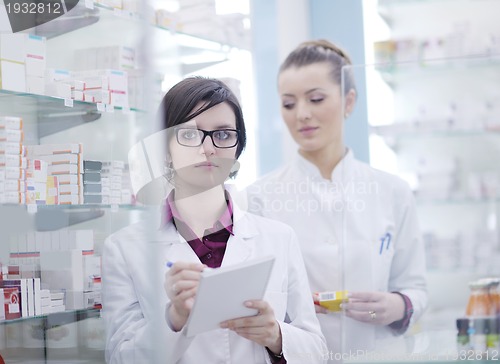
top-left (246, 150), bottom-right (428, 357)
top-left (102, 201), bottom-right (327, 364)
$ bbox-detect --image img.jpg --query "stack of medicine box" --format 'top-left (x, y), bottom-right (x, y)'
top-left (0, 264), bottom-right (21, 320)
top-left (75, 46), bottom-right (137, 108)
top-left (156, 8), bottom-right (178, 29)
top-left (27, 143), bottom-right (83, 205)
top-left (45, 67), bottom-right (129, 108)
top-left (0, 34), bottom-right (25, 92)
top-left (176, 0), bottom-right (216, 27)
top-left (25, 35), bottom-right (46, 95)
top-left (101, 160), bottom-right (125, 205)
top-left (0, 285), bottom-right (21, 319)
top-left (69, 71), bottom-right (111, 104)
top-left (0, 34), bottom-right (46, 94)
top-left (46, 290), bottom-right (65, 313)
top-left (83, 253), bottom-right (102, 309)
top-left (70, 74), bottom-right (108, 104)
top-left (39, 289), bottom-right (65, 314)
top-left (127, 69), bottom-right (164, 110)
top-left (74, 46), bottom-right (134, 108)
top-left (26, 159), bottom-right (52, 205)
top-left (83, 160), bottom-right (102, 204)
top-left (10, 229), bottom-right (95, 265)
top-left (0, 268), bottom-right (42, 318)
top-left (74, 46), bottom-right (135, 72)
top-left (0, 116), bottom-right (26, 204)
top-left (45, 68), bottom-right (73, 100)
top-left (121, 163), bottom-right (133, 204)
top-left (26, 155), bottom-right (60, 206)
top-left (175, 0), bottom-right (224, 43)
top-left (5, 229), bottom-right (100, 314)
top-left (73, 69), bottom-right (129, 108)
top-left (40, 230), bottom-right (96, 310)
top-left (0, 274), bottom-right (27, 318)
top-left (175, 0), bottom-right (248, 47)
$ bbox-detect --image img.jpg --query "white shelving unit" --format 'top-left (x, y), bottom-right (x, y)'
top-left (0, 1), bottom-right (251, 362)
top-left (361, 0), bottom-right (500, 356)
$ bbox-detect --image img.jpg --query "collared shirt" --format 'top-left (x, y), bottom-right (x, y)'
top-left (162, 190), bottom-right (287, 363)
top-left (162, 190), bottom-right (234, 268)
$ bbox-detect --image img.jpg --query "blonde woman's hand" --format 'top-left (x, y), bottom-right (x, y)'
top-left (312, 292), bottom-right (329, 314)
top-left (341, 291), bottom-right (405, 326)
top-left (220, 300), bottom-right (282, 355)
top-left (165, 262), bottom-right (205, 331)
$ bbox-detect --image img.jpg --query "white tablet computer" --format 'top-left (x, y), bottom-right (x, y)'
top-left (185, 255), bottom-right (276, 337)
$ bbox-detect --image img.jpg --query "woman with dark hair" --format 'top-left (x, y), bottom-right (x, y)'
top-left (247, 40), bottom-right (428, 357)
top-left (102, 77), bottom-right (326, 364)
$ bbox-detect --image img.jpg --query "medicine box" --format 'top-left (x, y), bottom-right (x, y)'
top-left (315, 290), bottom-right (349, 312)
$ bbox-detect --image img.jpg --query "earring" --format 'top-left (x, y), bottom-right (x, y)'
top-left (228, 161), bottom-right (240, 179)
top-left (164, 161), bottom-right (175, 181)
top-left (344, 113), bottom-right (349, 119)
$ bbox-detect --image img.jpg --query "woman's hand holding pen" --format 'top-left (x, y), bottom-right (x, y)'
top-left (220, 300), bottom-right (283, 356)
top-left (341, 291), bottom-right (405, 325)
top-left (165, 262), bottom-right (206, 331)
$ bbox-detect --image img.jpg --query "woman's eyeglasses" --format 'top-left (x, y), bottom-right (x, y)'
top-left (175, 128), bottom-right (239, 148)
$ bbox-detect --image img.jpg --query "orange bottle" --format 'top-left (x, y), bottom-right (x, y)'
top-left (466, 280), bottom-right (493, 317)
top-left (487, 278), bottom-right (500, 315)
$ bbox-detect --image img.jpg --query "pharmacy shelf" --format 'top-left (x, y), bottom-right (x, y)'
top-left (415, 197), bottom-right (500, 206)
top-left (35, 204), bottom-right (144, 210)
top-left (377, 0), bottom-right (473, 27)
top-left (379, 0), bottom-right (464, 9)
top-left (0, 89), bottom-right (144, 137)
top-left (370, 127), bottom-right (500, 140)
top-left (376, 55), bottom-right (500, 72)
top-left (0, 204), bottom-right (107, 232)
top-left (92, 2), bottom-right (249, 50)
top-left (46, 308), bottom-right (101, 328)
top-left (34, 207), bottom-right (106, 231)
top-left (33, 204), bottom-right (148, 231)
top-left (0, 89), bottom-right (106, 113)
top-left (32, 2), bottom-right (100, 39)
top-left (0, 89), bottom-right (145, 112)
top-left (0, 204), bottom-right (148, 233)
top-left (71, 3), bottom-right (240, 74)
top-left (375, 56), bottom-right (500, 87)
top-left (42, 1), bottom-right (238, 74)
top-left (0, 308), bottom-right (100, 327)
top-left (379, 0), bottom-right (457, 4)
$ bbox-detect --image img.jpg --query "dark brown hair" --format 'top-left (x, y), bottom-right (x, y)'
top-left (159, 77), bottom-right (246, 158)
top-left (279, 39), bottom-right (356, 95)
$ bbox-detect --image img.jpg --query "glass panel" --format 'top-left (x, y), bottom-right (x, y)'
top-left (342, 54), bottom-right (500, 362)
top-left (0, 1), bottom-right (153, 363)
top-left (1, 0), bottom-right (253, 362)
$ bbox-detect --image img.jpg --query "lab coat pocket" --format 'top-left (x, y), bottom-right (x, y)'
top-left (263, 290), bottom-right (288, 322)
top-left (374, 246), bottom-right (395, 290)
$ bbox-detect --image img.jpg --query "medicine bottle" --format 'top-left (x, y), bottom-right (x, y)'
top-left (488, 278), bottom-right (500, 315)
top-left (470, 318), bottom-right (488, 357)
top-left (466, 281), bottom-right (493, 317)
top-left (456, 318), bottom-right (470, 352)
top-left (487, 317), bottom-right (499, 357)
